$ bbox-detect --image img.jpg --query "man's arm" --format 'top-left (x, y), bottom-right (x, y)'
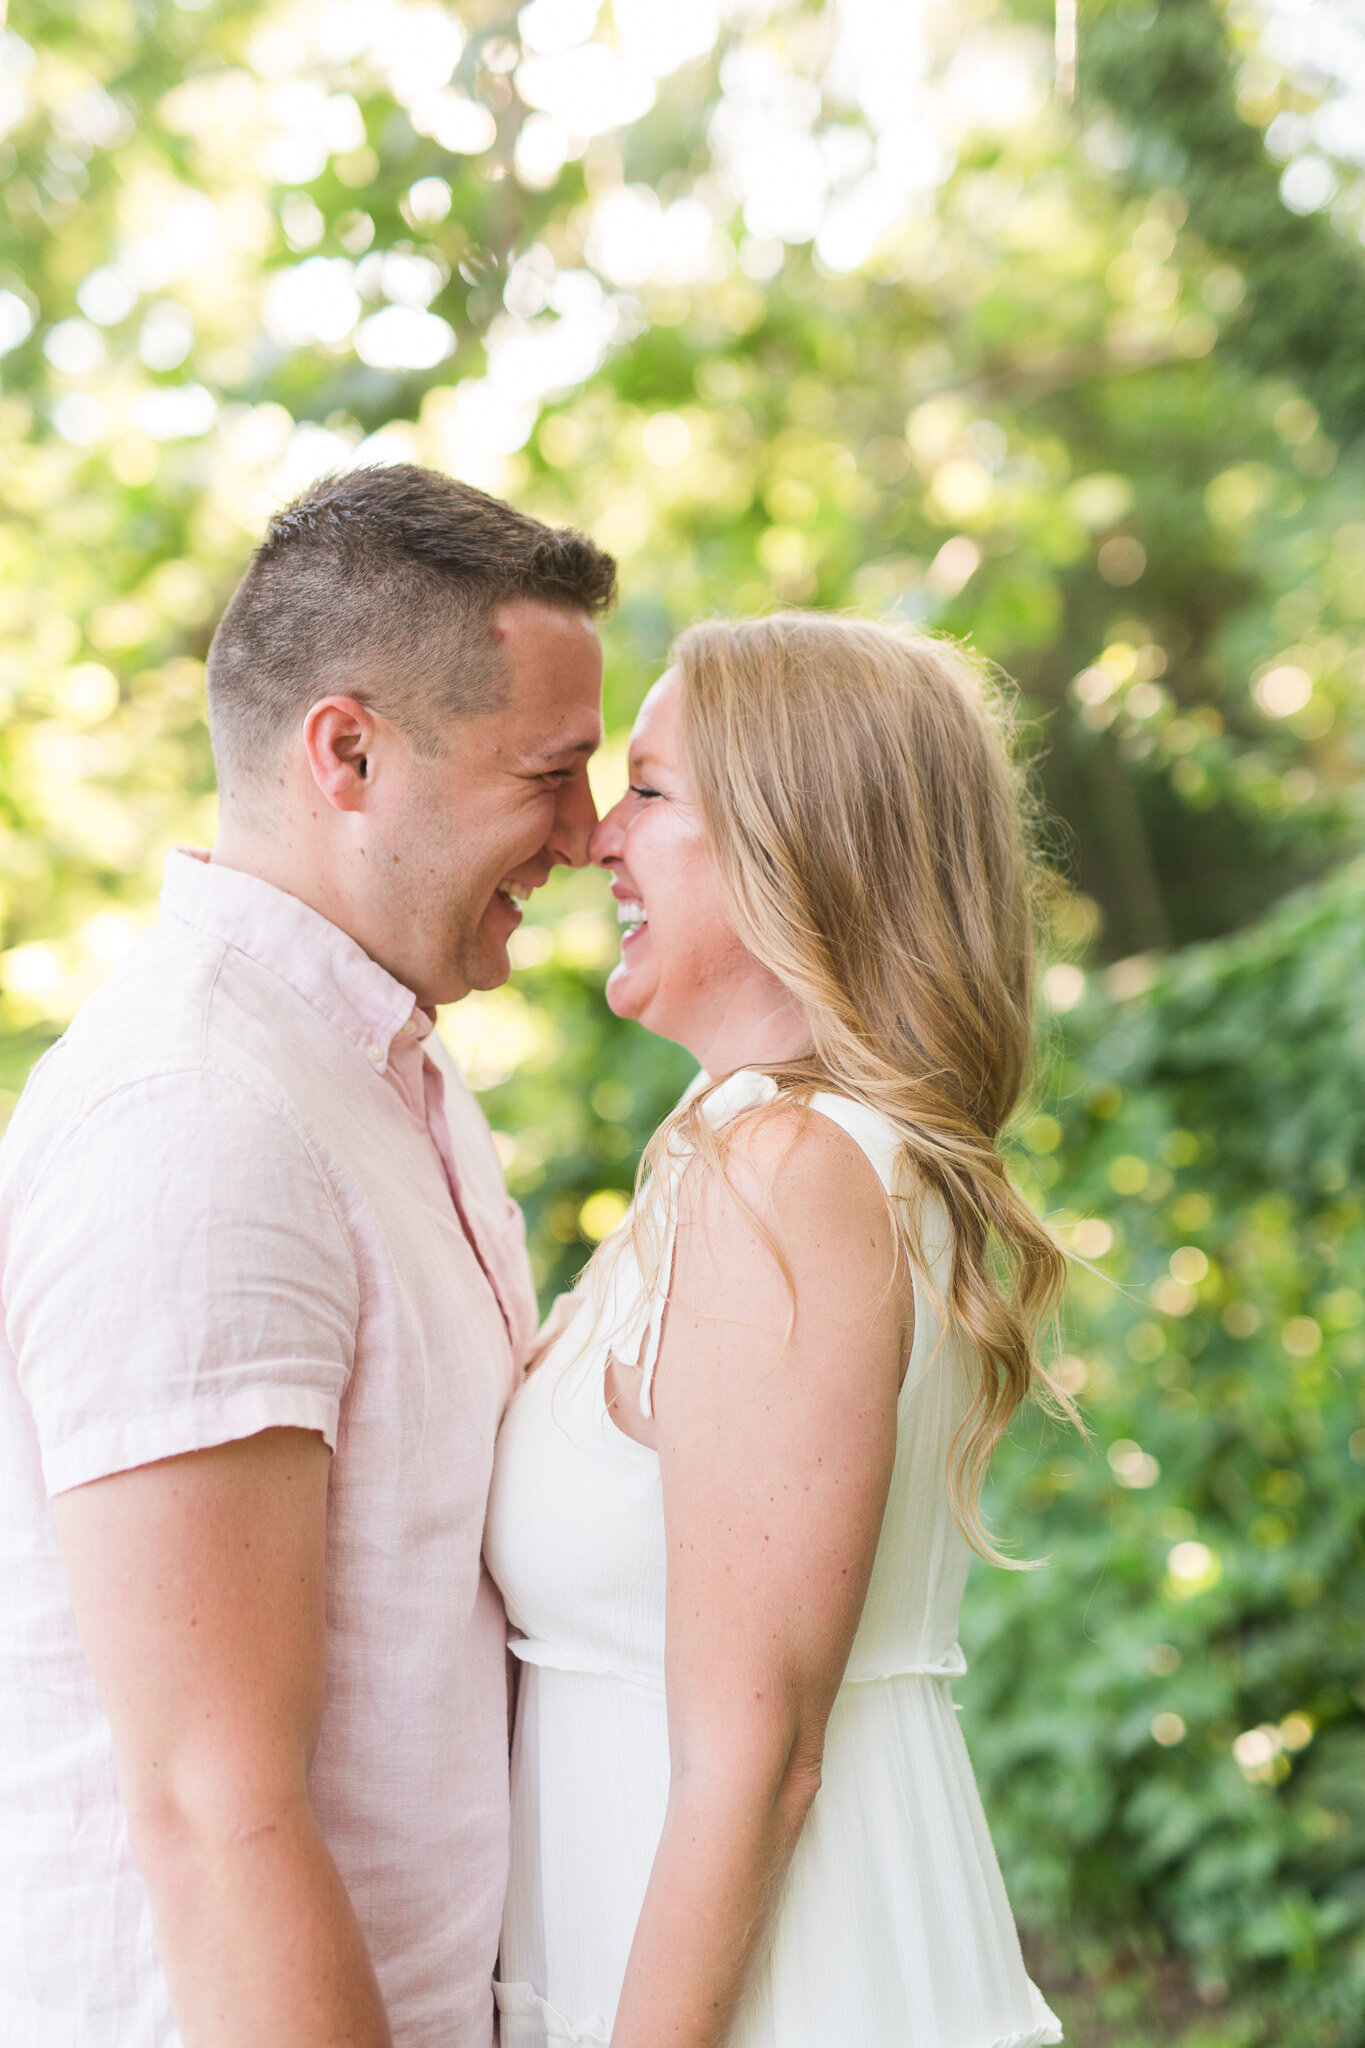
top-left (54, 1426), bottom-right (392, 2048)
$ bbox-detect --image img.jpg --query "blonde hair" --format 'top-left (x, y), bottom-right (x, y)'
top-left (591, 611), bottom-right (1072, 1562)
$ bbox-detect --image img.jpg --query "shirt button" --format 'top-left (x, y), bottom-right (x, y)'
top-left (366, 1043), bottom-right (384, 1064)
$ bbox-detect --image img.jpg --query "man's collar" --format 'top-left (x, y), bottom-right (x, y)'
top-left (160, 848), bottom-right (425, 1073)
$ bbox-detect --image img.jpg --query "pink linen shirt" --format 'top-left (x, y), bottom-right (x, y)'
top-left (0, 848), bottom-right (538, 2048)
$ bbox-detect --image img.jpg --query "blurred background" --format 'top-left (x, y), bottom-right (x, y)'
top-left (2, 0), bottom-right (1364, 2037)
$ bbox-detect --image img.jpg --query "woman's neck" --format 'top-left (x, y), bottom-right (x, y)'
top-left (688, 986), bottom-right (812, 1081)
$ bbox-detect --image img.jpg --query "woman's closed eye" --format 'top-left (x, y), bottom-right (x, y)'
top-left (629, 783), bottom-right (664, 801)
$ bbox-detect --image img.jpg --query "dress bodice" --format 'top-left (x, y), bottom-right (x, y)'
top-left (486, 1068), bottom-right (974, 1696)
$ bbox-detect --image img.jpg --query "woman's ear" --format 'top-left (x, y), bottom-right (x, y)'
top-left (302, 697), bottom-right (380, 813)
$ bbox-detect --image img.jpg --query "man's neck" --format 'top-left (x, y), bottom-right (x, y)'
top-left (211, 822), bottom-right (367, 962)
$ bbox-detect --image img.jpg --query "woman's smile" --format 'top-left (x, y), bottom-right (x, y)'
top-left (615, 893), bottom-right (648, 944)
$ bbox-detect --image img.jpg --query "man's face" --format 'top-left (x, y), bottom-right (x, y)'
top-left (370, 600), bottom-right (604, 1005)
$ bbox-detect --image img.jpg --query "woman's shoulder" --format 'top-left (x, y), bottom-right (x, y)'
top-left (690, 1069), bottom-right (898, 1190)
top-left (679, 1071), bottom-right (897, 1249)
top-left (685, 1070), bottom-right (950, 1279)
top-left (660, 1079), bottom-right (912, 1401)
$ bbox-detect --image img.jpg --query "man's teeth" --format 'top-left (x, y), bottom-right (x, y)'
top-left (617, 899), bottom-right (647, 932)
top-left (499, 881), bottom-right (533, 904)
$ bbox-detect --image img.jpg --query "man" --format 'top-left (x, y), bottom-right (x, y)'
top-left (0, 464), bottom-right (614, 2047)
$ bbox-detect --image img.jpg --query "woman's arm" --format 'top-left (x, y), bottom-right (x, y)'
top-left (609, 1109), bottom-right (912, 2048)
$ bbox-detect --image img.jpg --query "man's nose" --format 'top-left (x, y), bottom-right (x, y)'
top-left (588, 796), bottom-right (626, 870)
top-left (549, 767), bottom-right (599, 869)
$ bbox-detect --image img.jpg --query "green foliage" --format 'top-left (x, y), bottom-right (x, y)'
top-left (1082, 0), bottom-right (1365, 440)
top-left (966, 864), bottom-right (1365, 2044)
top-left (2, 0), bottom-right (1365, 1005)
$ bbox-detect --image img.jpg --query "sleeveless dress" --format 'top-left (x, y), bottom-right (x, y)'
top-left (484, 1070), bottom-right (1062, 2048)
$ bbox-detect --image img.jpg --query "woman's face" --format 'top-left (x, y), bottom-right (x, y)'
top-left (590, 668), bottom-right (787, 1062)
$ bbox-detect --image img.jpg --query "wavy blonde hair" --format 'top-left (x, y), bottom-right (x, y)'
top-left (589, 611), bottom-right (1072, 1562)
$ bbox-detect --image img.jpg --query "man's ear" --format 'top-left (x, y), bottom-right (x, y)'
top-left (302, 697), bottom-right (381, 813)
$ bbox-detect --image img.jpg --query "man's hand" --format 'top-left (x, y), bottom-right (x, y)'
top-left (54, 1427), bottom-right (392, 2048)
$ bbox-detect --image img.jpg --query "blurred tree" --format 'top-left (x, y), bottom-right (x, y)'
top-left (1, 0), bottom-right (1363, 1016)
top-left (1081, 0), bottom-right (1365, 440)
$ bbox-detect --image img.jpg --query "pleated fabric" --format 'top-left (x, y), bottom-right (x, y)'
top-left (485, 1072), bottom-right (1062, 2048)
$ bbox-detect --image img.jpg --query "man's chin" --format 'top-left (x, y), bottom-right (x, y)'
top-left (459, 942), bottom-right (513, 996)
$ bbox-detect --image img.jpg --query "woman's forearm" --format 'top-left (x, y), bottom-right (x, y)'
top-left (610, 1755), bottom-right (821, 2048)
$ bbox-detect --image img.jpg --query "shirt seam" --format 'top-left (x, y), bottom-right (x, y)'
top-left (199, 928), bottom-right (226, 1068)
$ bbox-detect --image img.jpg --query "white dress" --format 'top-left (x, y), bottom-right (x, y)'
top-left (484, 1070), bottom-right (1062, 2048)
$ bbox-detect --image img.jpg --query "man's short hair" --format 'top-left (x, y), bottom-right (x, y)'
top-left (206, 463), bottom-right (616, 791)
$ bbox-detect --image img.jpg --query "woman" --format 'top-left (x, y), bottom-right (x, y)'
top-left (485, 613), bottom-right (1070, 2048)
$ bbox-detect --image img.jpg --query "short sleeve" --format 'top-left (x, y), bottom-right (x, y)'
top-left (5, 1069), bottom-right (359, 1496)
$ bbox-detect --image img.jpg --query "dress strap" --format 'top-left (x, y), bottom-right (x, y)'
top-left (806, 1089), bottom-right (904, 1197)
top-left (637, 1199), bottom-right (678, 1419)
top-left (633, 1068), bottom-right (777, 1420)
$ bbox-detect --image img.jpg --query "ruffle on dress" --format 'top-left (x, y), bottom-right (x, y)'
top-left (494, 1978), bottom-right (610, 2046)
top-left (494, 1975), bottom-right (1063, 2047)
top-left (996, 1984), bottom-right (1064, 2047)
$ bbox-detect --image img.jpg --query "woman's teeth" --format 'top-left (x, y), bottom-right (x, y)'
top-left (617, 899), bottom-right (647, 937)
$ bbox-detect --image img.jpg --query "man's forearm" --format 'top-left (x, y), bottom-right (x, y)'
top-left (134, 1795), bottom-right (392, 2048)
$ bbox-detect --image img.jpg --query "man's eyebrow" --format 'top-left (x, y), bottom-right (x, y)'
top-left (522, 735), bottom-right (600, 769)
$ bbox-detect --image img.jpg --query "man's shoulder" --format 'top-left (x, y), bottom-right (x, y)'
top-left (0, 923), bottom-right (304, 1188)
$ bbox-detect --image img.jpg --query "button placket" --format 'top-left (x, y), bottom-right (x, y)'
top-left (421, 1053), bottom-right (516, 1348)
